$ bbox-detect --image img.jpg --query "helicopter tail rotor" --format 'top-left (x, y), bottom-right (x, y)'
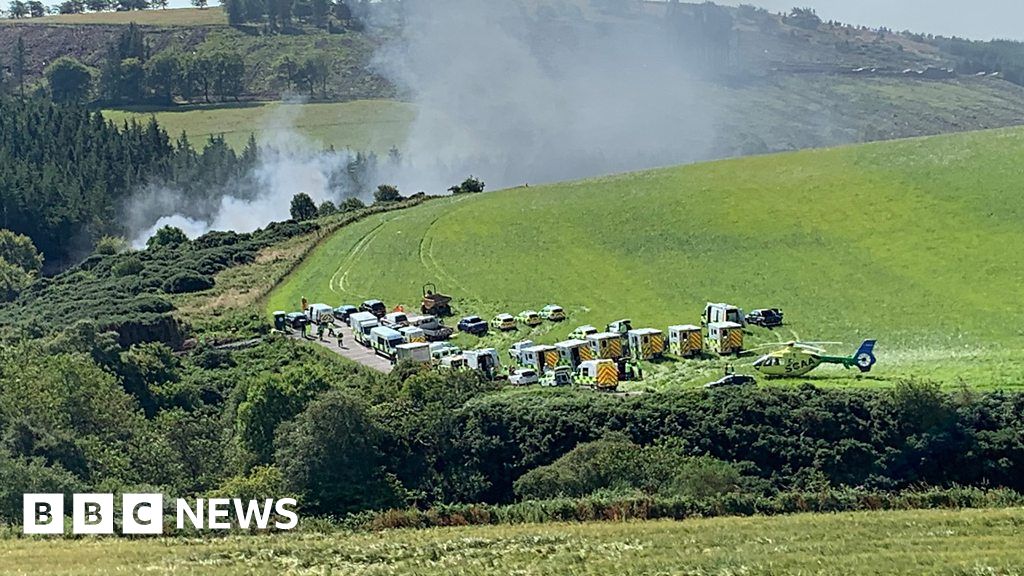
top-left (853, 340), bottom-right (877, 373)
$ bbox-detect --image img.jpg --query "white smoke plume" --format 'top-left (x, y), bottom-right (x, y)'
top-left (129, 102), bottom-right (362, 248)
top-left (131, 1), bottom-right (722, 244)
top-left (374, 0), bottom-right (718, 192)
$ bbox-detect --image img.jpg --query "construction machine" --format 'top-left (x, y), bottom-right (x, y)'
top-left (421, 283), bottom-right (453, 316)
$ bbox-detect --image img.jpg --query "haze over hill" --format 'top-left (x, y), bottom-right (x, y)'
top-left (715, 0), bottom-right (1024, 41)
top-left (372, 0), bottom-right (1024, 192)
top-left (7, 1), bottom-right (1024, 249)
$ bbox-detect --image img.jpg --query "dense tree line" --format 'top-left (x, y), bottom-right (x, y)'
top-left (45, 24), bottom-right (251, 105)
top-left (0, 25), bottom-right (251, 105)
top-left (0, 95), bottom-right (387, 271)
top-left (0, 97), bottom-right (256, 269)
top-left (224, 0), bottom-right (364, 31)
top-left (933, 38), bottom-right (1024, 87)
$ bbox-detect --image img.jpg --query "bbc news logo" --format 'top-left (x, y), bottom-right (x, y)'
top-left (23, 494), bottom-right (299, 535)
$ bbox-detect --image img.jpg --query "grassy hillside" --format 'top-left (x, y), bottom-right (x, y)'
top-left (103, 75), bottom-right (1024, 157)
top-left (0, 13), bottom-right (390, 102)
top-left (5, 6), bottom-right (1024, 159)
top-left (103, 100), bottom-right (414, 153)
top-left (5, 508), bottom-right (1024, 574)
top-left (268, 127), bottom-right (1024, 388)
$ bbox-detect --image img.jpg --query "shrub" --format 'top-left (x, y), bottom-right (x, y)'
top-left (112, 256), bottom-right (144, 277)
top-left (317, 201), bottom-right (338, 217)
top-left (374, 185), bottom-right (401, 204)
top-left (290, 193), bottom-right (317, 221)
top-left (450, 176), bottom-right (486, 194)
top-left (339, 197), bottom-right (366, 212)
top-left (146, 226), bottom-right (190, 249)
top-left (94, 236), bottom-right (129, 255)
top-left (163, 272), bottom-right (215, 294)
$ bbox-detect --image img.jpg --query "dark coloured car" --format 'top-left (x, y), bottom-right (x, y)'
top-left (333, 305), bottom-right (358, 322)
top-left (705, 374), bottom-right (757, 389)
top-left (284, 312), bottom-right (309, 330)
top-left (745, 308), bottom-right (784, 328)
top-left (457, 315), bottom-right (489, 336)
top-left (360, 299), bottom-right (387, 318)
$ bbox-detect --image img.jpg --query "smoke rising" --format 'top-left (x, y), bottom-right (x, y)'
top-left (375, 0), bottom-right (718, 192)
top-left (129, 103), bottom-right (368, 248)
top-left (131, 1), bottom-right (721, 245)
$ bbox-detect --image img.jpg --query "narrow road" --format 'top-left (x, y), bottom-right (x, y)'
top-left (290, 323), bottom-right (394, 373)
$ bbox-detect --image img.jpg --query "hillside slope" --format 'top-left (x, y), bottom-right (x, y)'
top-left (4, 6), bottom-right (1024, 159)
top-left (268, 127), bottom-right (1024, 387)
top-left (0, 12), bottom-right (392, 101)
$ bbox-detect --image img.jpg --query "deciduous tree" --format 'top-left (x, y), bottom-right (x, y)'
top-left (45, 57), bottom-right (94, 104)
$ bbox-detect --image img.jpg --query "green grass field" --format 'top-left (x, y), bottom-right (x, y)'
top-left (267, 127), bottom-right (1024, 389)
top-left (0, 7), bottom-right (226, 26)
top-left (4, 508), bottom-right (1024, 575)
top-left (103, 100), bottom-right (414, 153)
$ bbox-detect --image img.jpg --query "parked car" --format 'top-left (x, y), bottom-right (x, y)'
top-left (540, 304), bottom-right (566, 321)
top-left (284, 312), bottom-right (309, 330)
top-left (382, 312), bottom-right (410, 328)
top-left (360, 299), bottom-right (387, 318)
top-left (429, 342), bottom-right (462, 361)
top-left (490, 313), bottom-right (518, 331)
top-left (517, 310), bottom-right (543, 327)
top-left (457, 315), bottom-right (488, 336)
top-left (333, 305), bottom-right (358, 322)
top-left (705, 374), bottom-right (757, 389)
top-left (507, 340), bottom-right (535, 363)
top-left (568, 325), bottom-right (599, 340)
top-left (541, 365), bottom-right (574, 387)
top-left (509, 369), bottom-right (540, 386)
top-left (606, 319), bottom-right (633, 335)
top-left (745, 308), bottom-right (784, 328)
top-left (409, 315), bottom-right (454, 341)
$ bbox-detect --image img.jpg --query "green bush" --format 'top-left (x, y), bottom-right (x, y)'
top-left (163, 272), bottom-right (215, 294)
top-left (112, 256), bottom-right (144, 277)
top-left (352, 487), bottom-right (1024, 531)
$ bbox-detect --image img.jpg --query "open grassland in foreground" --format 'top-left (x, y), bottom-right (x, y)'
top-left (103, 100), bottom-right (414, 154)
top-left (4, 509), bottom-right (1024, 575)
top-left (268, 127), bottom-right (1024, 389)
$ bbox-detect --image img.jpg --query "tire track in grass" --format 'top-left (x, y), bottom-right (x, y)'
top-left (329, 215), bottom-right (404, 296)
top-left (419, 197), bottom-right (479, 303)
